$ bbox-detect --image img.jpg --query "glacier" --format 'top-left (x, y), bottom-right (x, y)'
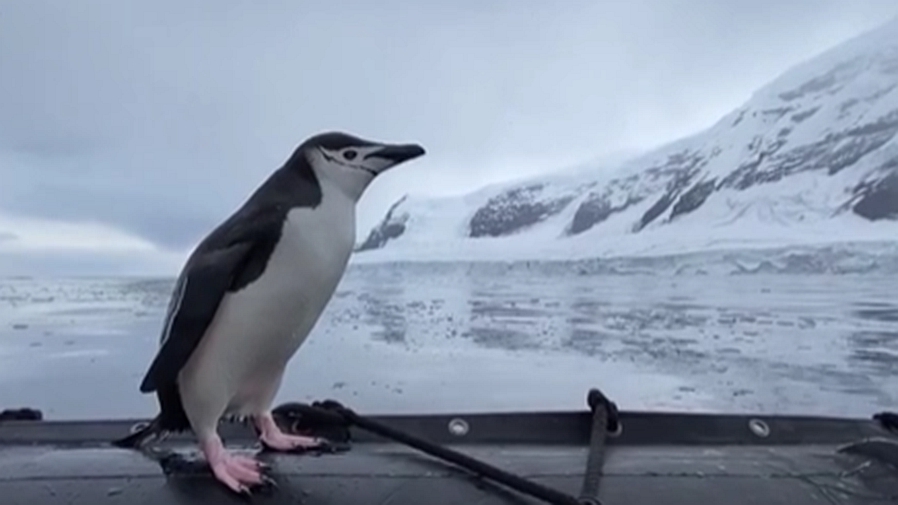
top-left (354, 16), bottom-right (898, 264)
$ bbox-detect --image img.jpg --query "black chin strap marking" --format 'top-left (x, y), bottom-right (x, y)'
top-left (317, 147), bottom-right (377, 177)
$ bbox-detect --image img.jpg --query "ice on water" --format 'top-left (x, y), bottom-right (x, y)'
top-left (1, 251), bottom-right (896, 420)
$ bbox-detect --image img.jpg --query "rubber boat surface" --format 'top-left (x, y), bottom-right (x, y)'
top-left (0, 388), bottom-right (896, 505)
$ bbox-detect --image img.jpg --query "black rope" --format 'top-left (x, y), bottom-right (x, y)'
top-left (577, 389), bottom-right (619, 505)
top-left (273, 388), bottom-right (620, 505)
top-left (312, 399), bottom-right (583, 505)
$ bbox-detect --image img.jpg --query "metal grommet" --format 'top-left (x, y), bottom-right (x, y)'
top-left (748, 418), bottom-right (770, 438)
top-left (129, 421), bottom-right (149, 434)
top-left (448, 418), bottom-right (469, 437)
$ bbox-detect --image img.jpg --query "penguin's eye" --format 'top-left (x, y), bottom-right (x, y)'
top-left (343, 149), bottom-right (357, 161)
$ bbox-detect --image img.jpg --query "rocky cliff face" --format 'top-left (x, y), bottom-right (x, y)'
top-left (357, 18), bottom-right (898, 260)
top-left (356, 195), bottom-right (410, 251)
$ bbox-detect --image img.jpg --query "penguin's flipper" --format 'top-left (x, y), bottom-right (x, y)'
top-left (138, 206), bottom-right (285, 394)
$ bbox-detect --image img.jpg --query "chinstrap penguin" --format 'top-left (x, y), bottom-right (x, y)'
top-left (112, 131), bottom-right (425, 493)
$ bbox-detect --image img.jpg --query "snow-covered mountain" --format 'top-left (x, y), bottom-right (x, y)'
top-left (355, 18), bottom-right (898, 263)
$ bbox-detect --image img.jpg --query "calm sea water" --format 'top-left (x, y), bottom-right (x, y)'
top-left (0, 262), bottom-right (895, 420)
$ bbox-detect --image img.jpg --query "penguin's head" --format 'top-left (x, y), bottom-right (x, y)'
top-left (298, 131), bottom-right (426, 201)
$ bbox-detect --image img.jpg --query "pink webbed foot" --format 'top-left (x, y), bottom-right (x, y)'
top-left (254, 412), bottom-right (327, 452)
top-left (200, 435), bottom-right (271, 494)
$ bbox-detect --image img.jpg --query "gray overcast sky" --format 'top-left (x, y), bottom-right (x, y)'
top-left (1, 0), bottom-right (897, 275)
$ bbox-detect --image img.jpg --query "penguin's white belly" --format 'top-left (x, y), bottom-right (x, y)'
top-left (178, 202), bottom-right (355, 419)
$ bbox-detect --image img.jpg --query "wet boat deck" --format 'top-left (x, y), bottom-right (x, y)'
top-left (0, 406), bottom-right (896, 504)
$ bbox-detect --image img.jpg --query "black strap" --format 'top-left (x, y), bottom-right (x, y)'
top-left (274, 388), bottom-right (619, 505)
top-left (578, 389), bottom-right (619, 505)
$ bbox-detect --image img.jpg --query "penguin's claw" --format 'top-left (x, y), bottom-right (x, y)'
top-left (201, 437), bottom-right (268, 495)
top-left (261, 475), bottom-right (279, 488)
top-left (209, 454), bottom-right (267, 494)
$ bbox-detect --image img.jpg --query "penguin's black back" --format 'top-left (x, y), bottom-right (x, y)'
top-left (113, 147), bottom-right (325, 448)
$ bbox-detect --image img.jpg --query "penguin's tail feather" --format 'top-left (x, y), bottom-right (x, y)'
top-left (111, 416), bottom-right (163, 449)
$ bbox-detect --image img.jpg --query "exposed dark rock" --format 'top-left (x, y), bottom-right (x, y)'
top-left (827, 135), bottom-right (892, 175)
top-left (839, 86), bottom-right (896, 119)
top-left (636, 191), bottom-right (677, 231)
top-left (839, 98), bottom-right (859, 117)
top-left (567, 194), bottom-right (643, 235)
top-left (761, 107), bottom-right (794, 120)
top-left (568, 196), bottom-right (610, 236)
top-left (720, 131), bottom-right (792, 189)
top-left (747, 135), bottom-right (763, 152)
top-left (721, 109), bottom-right (898, 188)
top-left (359, 40), bottom-right (898, 251)
top-left (853, 171), bottom-right (898, 220)
top-left (826, 110), bottom-right (898, 175)
top-left (778, 57), bottom-right (866, 101)
top-left (356, 195), bottom-right (409, 251)
top-left (670, 179), bottom-right (717, 220)
top-left (566, 150), bottom-right (706, 235)
top-left (868, 84), bottom-right (897, 101)
top-left (468, 184), bottom-right (575, 238)
top-left (633, 160), bottom-right (707, 232)
top-left (643, 150), bottom-right (708, 182)
top-left (791, 107), bottom-right (820, 123)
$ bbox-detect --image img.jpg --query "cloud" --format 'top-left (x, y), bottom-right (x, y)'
top-left (1, 0), bottom-right (897, 274)
top-left (0, 212), bottom-right (186, 276)
top-left (0, 249), bottom-right (184, 278)
top-left (0, 212), bottom-right (159, 252)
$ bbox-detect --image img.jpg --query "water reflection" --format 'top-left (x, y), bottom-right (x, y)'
top-left (0, 266), bottom-right (896, 419)
top-left (334, 265), bottom-right (898, 412)
top-left (848, 331), bottom-right (898, 374)
top-left (851, 302), bottom-right (898, 323)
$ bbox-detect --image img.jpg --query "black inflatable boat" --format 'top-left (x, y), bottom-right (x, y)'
top-left (1, 388), bottom-right (896, 505)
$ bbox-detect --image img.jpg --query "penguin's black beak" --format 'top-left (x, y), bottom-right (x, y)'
top-left (365, 144), bottom-right (426, 165)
